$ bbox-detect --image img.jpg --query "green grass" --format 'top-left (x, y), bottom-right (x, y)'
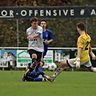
top-left (0, 71), bottom-right (96, 96)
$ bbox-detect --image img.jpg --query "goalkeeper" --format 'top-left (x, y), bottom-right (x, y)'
top-left (50, 22), bottom-right (96, 82)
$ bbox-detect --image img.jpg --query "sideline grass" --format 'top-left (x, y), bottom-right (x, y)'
top-left (0, 71), bottom-right (96, 96)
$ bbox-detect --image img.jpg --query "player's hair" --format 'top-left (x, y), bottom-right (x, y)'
top-left (41, 19), bottom-right (47, 23)
top-left (30, 17), bottom-right (38, 23)
top-left (76, 22), bottom-right (86, 31)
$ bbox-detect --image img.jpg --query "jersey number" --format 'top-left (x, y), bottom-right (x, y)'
top-left (85, 41), bottom-right (90, 50)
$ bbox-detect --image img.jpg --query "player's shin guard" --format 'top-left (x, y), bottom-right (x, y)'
top-left (51, 68), bottom-right (64, 82)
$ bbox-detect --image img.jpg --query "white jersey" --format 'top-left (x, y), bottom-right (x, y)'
top-left (26, 26), bottom-right (44, 52)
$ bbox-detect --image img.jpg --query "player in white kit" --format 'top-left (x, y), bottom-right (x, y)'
top-left (22, 17), bottom-right (52, 82)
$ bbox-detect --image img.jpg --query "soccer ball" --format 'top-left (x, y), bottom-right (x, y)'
top-left (48, 62), bottom-right (57, 71)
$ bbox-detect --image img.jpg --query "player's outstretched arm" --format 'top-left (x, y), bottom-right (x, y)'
top-left (90, 51), bottom-right (96, 60)
top-left (89, 47), bottom-right (96, 60)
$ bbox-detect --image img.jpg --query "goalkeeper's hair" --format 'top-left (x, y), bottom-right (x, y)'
top-left (76, 22), bottom-right (86, 31)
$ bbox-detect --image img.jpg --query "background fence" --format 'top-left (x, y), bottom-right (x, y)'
top-left (0, 6), bottom-right (96, 47)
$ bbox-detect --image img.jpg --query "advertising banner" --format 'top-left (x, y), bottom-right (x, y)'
top-left (17, 50), bottom-right (31, 68)
top-left (0, 6), bottom-right (96, 19)
top-left (44, 50), bottom-right (53, 65)
top-left (0, 49), bottom-right (16, 68)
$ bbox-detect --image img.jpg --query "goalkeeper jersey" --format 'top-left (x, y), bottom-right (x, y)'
top-left (77, 33), bottom-right (91, 63)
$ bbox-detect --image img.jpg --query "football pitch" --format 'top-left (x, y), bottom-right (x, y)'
top-left (0, 71), bottom-right (96, 96)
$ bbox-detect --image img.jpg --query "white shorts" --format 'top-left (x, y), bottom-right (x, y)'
top-left (67, 58), bottom-right (92, 68)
